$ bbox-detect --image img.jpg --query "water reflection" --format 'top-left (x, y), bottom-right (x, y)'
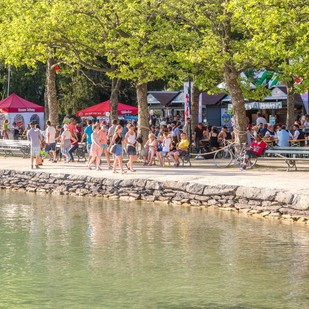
top-left (0, 190), bottom-right (308, 308)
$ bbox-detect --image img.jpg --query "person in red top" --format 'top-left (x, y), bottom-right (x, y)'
top-left (67, 118), bottom-right (78, 162)
top-left (68, 118), bottom-right (78, 141)
top-left (248, 134), bottom-right (267, 157)
top-left (241, 134), bottom-right (267, 170)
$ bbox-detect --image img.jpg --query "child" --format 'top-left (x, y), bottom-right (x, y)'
top-left (145, 133), bottom-right (157, 166)
top-left (162, 132), bottom-right (171, 157)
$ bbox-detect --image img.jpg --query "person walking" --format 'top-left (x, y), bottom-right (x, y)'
top-left (81, 119), bottom-right (93, 165)
top-left (98, 125), bottom-right (112, 169)
top-left (108, 119), bottom-right (118, 142)
top-left (110, 125), bottom-right (126, 174)
top-left (60, 124), bottom-right (72, 162)
top-left (45, 120), bottom-right (57, 163)
top-left (67, 135), bottom-right (78, 163)
top-left (88, 124), bottom-right (103, 171)
top-left (125, 124), bottom-right (137, 172)
top-left (27, 121), bottom-right (42, 169)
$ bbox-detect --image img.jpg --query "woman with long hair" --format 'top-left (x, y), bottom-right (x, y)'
top-left (88, 124), bottom-right (103, 170)
top-left (110, 125), bottom-right (126, 174)
top-left (145, 133), bottom-right (157, 166)
top-left (60, 124), bottom-right (72, 162)
top-left (125, 124), bottom-right (137, 172)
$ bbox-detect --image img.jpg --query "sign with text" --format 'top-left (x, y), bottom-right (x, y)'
top-left (245, 101), bottom-right (282, 110)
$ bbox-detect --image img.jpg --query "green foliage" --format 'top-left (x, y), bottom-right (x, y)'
top-left (231, 0), bottom-right (309, 92)
top-left (0, 0), bottom-right (308, 118)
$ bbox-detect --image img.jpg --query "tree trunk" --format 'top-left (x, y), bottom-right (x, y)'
top-left (110, 78), bottom-right (121, 122)
top-left (136, 82), bottom-right (149, 144)
top-left (46, 58), bottom-right (58, 126)
top-left (286, 79), bottom-right (295, 131)
top-left (224, 63), bottom-right (247, 144)
top-left (191, 85), bottom-right (201, 132)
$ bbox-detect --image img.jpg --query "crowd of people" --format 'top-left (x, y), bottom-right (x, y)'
top-left (2, 111), bottom-right (309, 171)
top-left (249, 113), bottom-right (309, 147)
top-left (24, 116), bottom-right (192, 171)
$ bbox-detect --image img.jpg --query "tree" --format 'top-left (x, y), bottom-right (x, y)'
top-left (0, 0), bottom-right (62, 125)
top-left (160, 0), bottom-right (251, 143)
top-left (0, 0), bottom-right (124, 124)
top-left (103, 0), bottom-right (180, 140)
top-left (46, 0), bottom-right (125, 121)
top-left (233, 0), bottom-right (309, 129)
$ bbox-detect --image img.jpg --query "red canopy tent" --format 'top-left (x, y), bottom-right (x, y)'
top-left (76, 100), bottom-right (138, 117)
top-left (0, 93), bottom-right (44, 113)
top-left (0, 93), bottom-right (44, 130)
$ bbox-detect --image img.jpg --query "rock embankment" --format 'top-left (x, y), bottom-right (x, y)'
top-left (0, 169), bottom-right (308, 223)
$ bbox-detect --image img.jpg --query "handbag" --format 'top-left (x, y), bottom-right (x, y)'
top-left (136, 135), bottom-right (143, 144)
top-left (109, 144), bottom-right (117, 154)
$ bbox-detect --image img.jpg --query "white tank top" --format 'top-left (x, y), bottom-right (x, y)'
top-left (127, 132), bottom-right (136, 144)
top-left (163, 137), bottom-right (171, 152)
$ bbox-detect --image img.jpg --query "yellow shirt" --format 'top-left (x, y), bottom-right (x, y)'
top-left (3, 122), bottom-right (9, 131)
top-left (178, 139), bottom-right (189, 150)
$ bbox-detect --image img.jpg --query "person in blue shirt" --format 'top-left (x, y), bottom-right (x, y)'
top-left (277, 125), bottom-right (292, 147)
top-left (260, 124), bottom-right (269, 137)
top-left (81, 120), bottom-right (93, 153)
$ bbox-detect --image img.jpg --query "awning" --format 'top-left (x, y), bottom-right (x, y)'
top-left (76, 100), bottom-right (138, 117)
top-left (0, 93), bottom-right (44, 113)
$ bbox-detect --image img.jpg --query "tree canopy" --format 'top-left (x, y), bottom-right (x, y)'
top-left (0, 0), bottom-right (307, 131)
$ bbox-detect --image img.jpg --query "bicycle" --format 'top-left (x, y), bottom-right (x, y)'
top-left (213, 141), bottom-right (258, 169)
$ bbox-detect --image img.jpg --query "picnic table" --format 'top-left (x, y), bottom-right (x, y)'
top-left (263, 146), bottom-right (309, 171)
top-left (263, 139), bottom-right (306, 147)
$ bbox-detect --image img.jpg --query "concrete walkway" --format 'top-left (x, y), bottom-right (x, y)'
top-left (0, 156), bottom-right (308, 195)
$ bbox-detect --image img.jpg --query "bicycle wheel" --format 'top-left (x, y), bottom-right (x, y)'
top-left (247, 156), bottom-right (258, 169)
top-left (214, 148), bottom-right (233, 168)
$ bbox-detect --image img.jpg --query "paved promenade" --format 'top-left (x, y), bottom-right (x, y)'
top-left (1, 156), bottom-right (308, 195)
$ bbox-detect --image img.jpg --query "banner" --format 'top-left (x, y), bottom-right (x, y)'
top-left (245, 101), bottom-right (282, 110)
top-left (184, 82), bottom-right (203, 122)
top-left (183, 82), bottom-right (192, 120)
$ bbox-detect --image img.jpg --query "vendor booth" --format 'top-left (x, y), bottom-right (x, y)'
top-left (0, 93), bottom-right (44, 132)
top-left (76, 100), bottom-right (138, 118)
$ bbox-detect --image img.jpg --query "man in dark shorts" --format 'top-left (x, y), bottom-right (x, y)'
top-left (45, 120), bottom-right (57, 162)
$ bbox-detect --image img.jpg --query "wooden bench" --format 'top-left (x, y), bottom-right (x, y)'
top-left (0, 140), bottom-right (30, 158)
top-left (263, 147), bottom-right (309, 171)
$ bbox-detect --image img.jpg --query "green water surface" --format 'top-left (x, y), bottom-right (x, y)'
top-left (0, 191), bottom-right (308, 309)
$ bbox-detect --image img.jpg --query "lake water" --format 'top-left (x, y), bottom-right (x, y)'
top-left (0, 190), bottom-right (308, 309)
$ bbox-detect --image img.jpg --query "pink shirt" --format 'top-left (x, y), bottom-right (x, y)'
top-left (98, 130), bottom-right (108, 144)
